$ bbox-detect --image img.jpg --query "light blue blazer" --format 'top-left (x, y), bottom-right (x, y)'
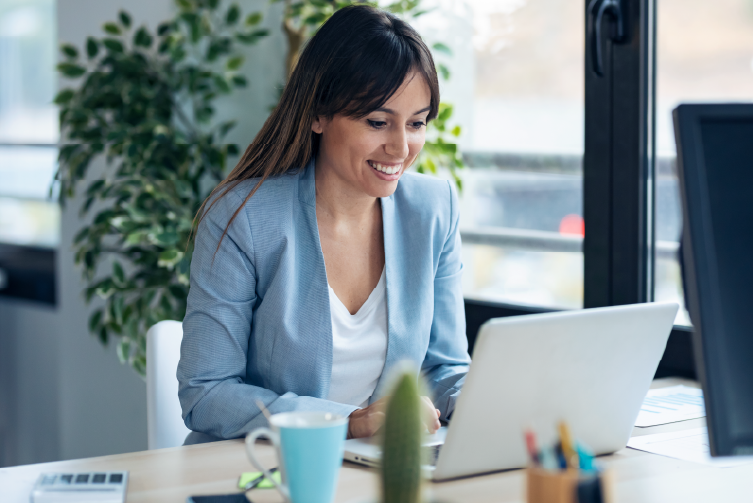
top-left (178, 158), bottom-right (470, 441)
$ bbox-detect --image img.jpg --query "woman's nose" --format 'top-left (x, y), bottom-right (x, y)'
top-left (384, 127), bottom-right (409, 159)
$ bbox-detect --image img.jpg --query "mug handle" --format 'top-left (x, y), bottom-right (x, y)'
top-left (245, 427), bottom-right (290, 501)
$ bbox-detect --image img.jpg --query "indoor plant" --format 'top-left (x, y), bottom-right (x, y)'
top-left (54, 0), bottom-right (268, 376)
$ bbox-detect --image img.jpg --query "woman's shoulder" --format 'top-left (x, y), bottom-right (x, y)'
top-left (205, 170), bottom-right (301, 217)
top-left (393, 171), bottom-right (458, 218)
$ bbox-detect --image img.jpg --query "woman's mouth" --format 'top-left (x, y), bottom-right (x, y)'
top-left (367, 160), bottom-right (403, 175)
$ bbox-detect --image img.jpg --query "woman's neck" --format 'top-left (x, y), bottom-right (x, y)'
top-left (314, 158), bottom-right (380, 223)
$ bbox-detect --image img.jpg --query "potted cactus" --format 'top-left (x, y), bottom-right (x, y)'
top-left (381, 371), bottom-right (426, 503)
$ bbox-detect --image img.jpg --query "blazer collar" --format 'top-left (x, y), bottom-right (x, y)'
top-left (297, 157), bottom-right (317, 207)
top-left (296, 155), bottom-right (400, 401)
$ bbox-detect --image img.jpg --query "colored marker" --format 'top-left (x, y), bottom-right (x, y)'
top-left (558, 421), bottom-right (579, 469)
top-left (540, 446), bottom-right (559, 471)
top-left (577, 442), bottom-right (595, 472)
top-left (525, 429), bottom-right (540, 466)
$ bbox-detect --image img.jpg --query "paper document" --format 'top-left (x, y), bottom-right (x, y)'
top-left (634, 385), bottom-right (705, 427)
top-left (628, 427), bottom-right (753, 467)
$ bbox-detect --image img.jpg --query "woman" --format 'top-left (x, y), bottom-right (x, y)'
top-left (178, 4), bottom-right (470, 444)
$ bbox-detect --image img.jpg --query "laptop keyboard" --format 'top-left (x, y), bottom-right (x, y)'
top-left (425, 445), bottom-right (442, 466)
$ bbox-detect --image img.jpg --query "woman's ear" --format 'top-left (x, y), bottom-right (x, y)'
top-left (311, 116), bottom-right (324, 134)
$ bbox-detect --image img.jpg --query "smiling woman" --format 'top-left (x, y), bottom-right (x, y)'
top-left (178, 4), bottom-right (470, 444)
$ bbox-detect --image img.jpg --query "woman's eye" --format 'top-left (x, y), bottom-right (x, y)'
top-left (411, 122), bottom-right (426, 130)
top-left (367, 120), bottom-right (387, 129)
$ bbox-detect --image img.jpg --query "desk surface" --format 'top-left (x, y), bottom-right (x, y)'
top-left (2, 378), bottom-right (751, 503)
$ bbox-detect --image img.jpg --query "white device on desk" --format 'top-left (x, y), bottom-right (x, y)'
top-left (31, 471), bottom-right (128, 503)
top-left (343, 302), bottom-right (679, 480)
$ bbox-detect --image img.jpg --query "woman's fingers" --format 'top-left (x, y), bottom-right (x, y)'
top-left (420, 396), bottom-right (441, 434)
top-left (348, 396), bottom-right (441, 438)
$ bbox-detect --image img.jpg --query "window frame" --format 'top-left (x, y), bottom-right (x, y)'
top-left (0, 141), bottom-right (58, 305)
top-left (463, 0), bottom-right (695, 379)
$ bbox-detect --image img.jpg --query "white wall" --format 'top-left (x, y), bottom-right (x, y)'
top-left (0, 0), bottom-right (284, 466)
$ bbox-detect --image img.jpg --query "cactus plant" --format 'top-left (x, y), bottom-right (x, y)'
top-left (381, 371), bottom-right (424, 503)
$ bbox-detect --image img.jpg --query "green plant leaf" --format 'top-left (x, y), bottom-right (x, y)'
top-left (157, 22), bottom-right (173, 36)
top-left (231, 74), bottom-right (247, 87)
top-left (88, 309), bottom-right (103, 333)
top-left (226, 4), bottom-right (241, 25)
top-left (54, 89), bottom-right (76, 105)
top-left (134, 26), bottom-right (153, 47)
top-left (245, 12), bottom-right (262, 26)
top-left (113, 261), bottom-right (125, 285)
top-left (117, 338), bottom-right (131, 363)
top-left (60, 43), bottom-right (79, 59)
top-left (432, 42), bottom-right (452, 55)
top-left (119, 10), bottom-right (132, 29)
top-left (103, 22), bottom-right (122, 35)
top-left (437, 63), bottom-right (450, 81)
top-left (103, 38), bottom-right (124, 53)
top-left (226, 55), bottom-right (244, 71)
top-left (56, 62), bottom-right (86, 78)
top-left (236, 29), bottom-right (269, 44)
top-left (176, 0), bottom-right (192, 10)
top-left (86, 37), bottom-right (99, 58)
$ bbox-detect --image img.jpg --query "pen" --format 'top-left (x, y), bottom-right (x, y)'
top-left (558, 421), bottom-right (579, 470)
top-left (540, 446), bottom-right (559, 471)
top-left (244, 467), bottom-right (278, 491)
top-left (524, 429), bottom-right (540, 466)
top-left (577, 442), bottom-right (595, 472)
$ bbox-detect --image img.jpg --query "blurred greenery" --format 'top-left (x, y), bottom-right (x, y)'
top-left (54, 0), bottom-right (269, 377)
top-left (54, 0), bottom-right (462, 378)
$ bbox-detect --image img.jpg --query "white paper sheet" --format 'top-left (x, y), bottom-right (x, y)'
top-left (627, 427), bottom-right (753, 467)
top-left (634, 385), bottom-right (705, 427)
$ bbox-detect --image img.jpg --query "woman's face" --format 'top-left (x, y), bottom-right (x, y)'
top-left (312, 72), bottom-right (431, 199)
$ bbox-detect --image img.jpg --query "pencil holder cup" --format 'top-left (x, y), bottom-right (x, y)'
top-left (526, 467), bottom-right (613, 503)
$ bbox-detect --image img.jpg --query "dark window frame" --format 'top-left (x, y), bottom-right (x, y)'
top-left (0, 142), bottom-right (58, 306)
top-left (463, 0), bottom-right (695, 379)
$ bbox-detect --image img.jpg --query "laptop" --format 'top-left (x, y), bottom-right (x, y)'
top-left (343, 302), bottom-right (679, 480)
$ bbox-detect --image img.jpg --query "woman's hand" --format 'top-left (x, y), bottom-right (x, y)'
top-left (347, 396), bottom-right (441, 439)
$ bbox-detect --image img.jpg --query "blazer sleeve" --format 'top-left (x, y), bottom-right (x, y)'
top-left (421, 180), bottom-right (471, 421)
top-left (178, 190), bottom-right (358, 440)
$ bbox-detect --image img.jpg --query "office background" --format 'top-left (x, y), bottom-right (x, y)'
top-left (1, 0), bottom-right (751, 468)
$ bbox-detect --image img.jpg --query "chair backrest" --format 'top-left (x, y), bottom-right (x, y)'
top-left (146, 320), bottom-right (191, 449)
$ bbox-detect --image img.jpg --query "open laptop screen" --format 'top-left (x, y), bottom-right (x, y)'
top-left (674, 104), bottom-right (753, 456)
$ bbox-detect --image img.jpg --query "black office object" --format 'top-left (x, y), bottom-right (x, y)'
top-left (673, 103), bottom-right (753, 456)
top-left (187, 494), bottom-right (252, 503)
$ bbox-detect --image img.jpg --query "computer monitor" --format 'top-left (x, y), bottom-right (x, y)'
top-left (674, 103), bottom-right (753, 456)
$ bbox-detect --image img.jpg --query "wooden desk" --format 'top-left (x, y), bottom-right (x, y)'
top-left (2, 379), bottom-right (751, 503)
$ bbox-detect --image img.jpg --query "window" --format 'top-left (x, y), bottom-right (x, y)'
top-left (0, 0), bottom-right (59, 247)
top-left (415, 0), bottom-right (585, 310)
top-left (655, 0), bottom-right (753, 326)
top-left (0, 0), bottom-right (58, 303)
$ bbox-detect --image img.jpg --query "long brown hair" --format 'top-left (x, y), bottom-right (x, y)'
top-left (195, 4), bottom-right (440, 249)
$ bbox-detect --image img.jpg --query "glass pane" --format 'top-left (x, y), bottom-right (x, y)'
top-left (0, 196), bottom-right (59, 247)
top-left (0, 0), bottom-right (57, 143)
top-left (0, 145), bottom-right (57, 199)
top-left (416, 0), bottom-right (584, 309)
top-left (656, 0), bottom-right (753, 326)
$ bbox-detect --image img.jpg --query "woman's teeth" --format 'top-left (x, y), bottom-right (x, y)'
top-left (369, 161), bottom-right (402, 175)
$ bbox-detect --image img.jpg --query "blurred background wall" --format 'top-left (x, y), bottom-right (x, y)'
top-left (0, 0), bottom-right (285, 467)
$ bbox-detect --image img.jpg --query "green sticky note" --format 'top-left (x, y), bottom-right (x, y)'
top-left (238, 471), bottom-right (282, 490)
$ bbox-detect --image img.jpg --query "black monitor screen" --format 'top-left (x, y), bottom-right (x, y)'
top-left (676, 105), bottom-right (753, 456)
top-left (699, 118), bottom-right (753, 445)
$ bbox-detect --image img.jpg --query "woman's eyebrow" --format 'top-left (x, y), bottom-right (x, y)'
top-left (374, 105), bottom-right (431, 116)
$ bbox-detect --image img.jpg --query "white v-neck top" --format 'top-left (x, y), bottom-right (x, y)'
top-left (326, 267), bottom-right (388, 408)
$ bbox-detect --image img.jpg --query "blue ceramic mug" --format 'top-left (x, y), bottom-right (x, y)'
top-left (245, 411), bottom-right (349, 503)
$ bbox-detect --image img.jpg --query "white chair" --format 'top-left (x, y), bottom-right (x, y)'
top-left (146, 320), bottom-right (191, 449)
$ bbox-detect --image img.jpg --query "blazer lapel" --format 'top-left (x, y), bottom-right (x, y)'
top-left (371, 194), bottom-right (400, 400)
